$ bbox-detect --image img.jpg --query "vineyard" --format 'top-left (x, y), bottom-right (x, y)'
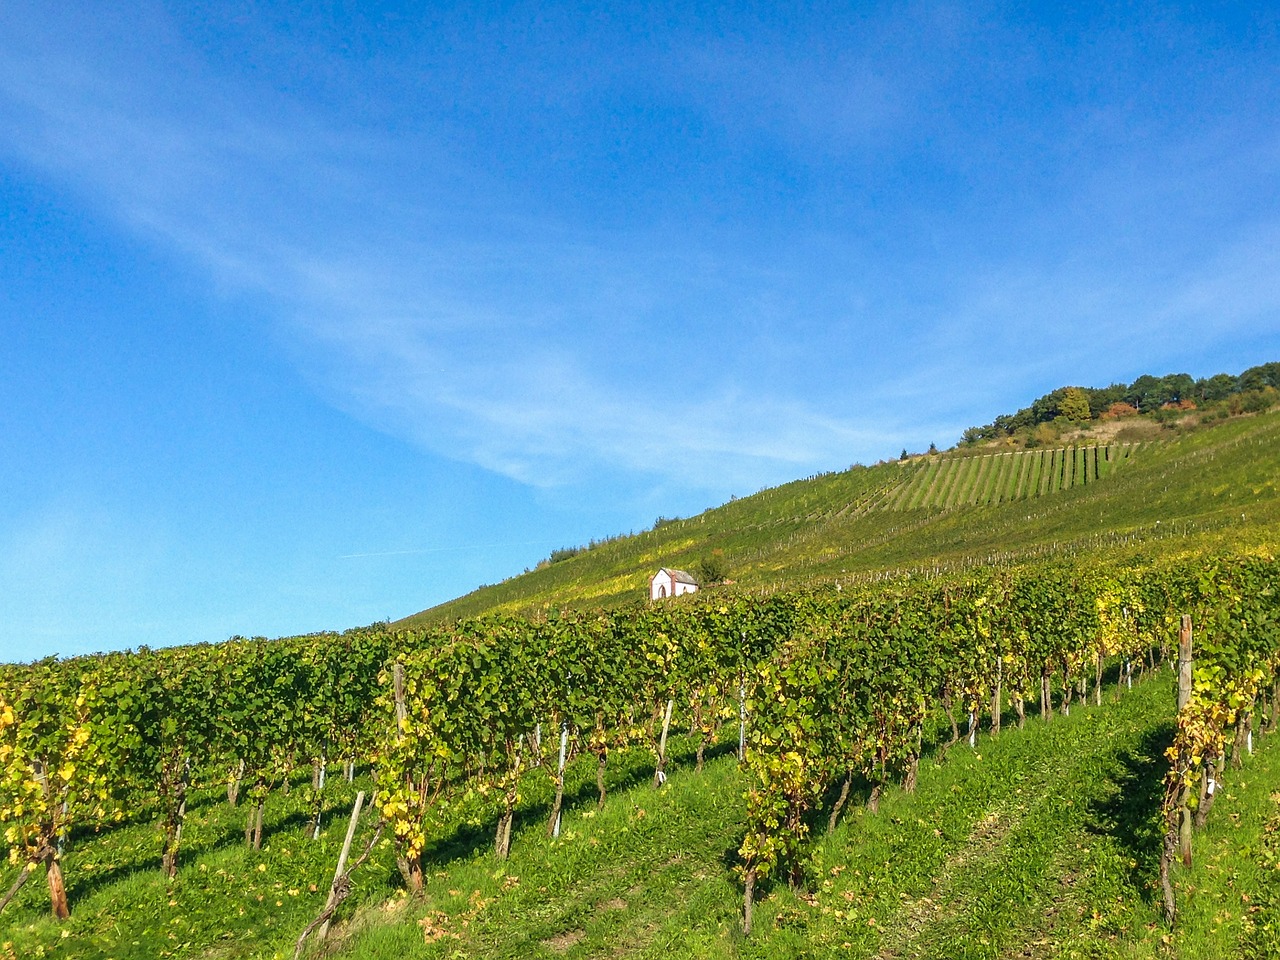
top-left (881, 443), bottom-right (1146, 510)
top-left (3, 549), bottom-right (1280, 959)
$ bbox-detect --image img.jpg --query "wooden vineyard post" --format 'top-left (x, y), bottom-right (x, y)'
top-left (828, 772), bottom-right (853, 834)
top-left (1178, 803), bottom-right (1193, 868)
top-left (991, 656), bottom-right (1002, 736)
top-left (1162, 614), bottom-right (1195, 925)
top-left (44, 847), bottom-right (69, 920)
top-left (1160, 824), bottom-right (1178, 926)
top-left (1177, 616), bottom-right (1193, 712)
top-left (251, 794), bottom-right (266, 851)
top-left (596, 742), bottom-right (609, 809)
top-left (311, 757), bottom-right (327, 841)
top-left (653, 699), bottom-right (674, 788)
top-left (228, 759), bottom-right (245, 806)
top-left (1095, 650), bottom-right (1104, 706)
top-left (555, 724), bottom-right (568, 837)
top-left (294, 793), bottom-right (384, 960)
top-left (738, 682), bottom-right (747, 761)
top-left (393, 662), bottom-right (407, 729)
top-left (547, 724), bottom-right (569, 838)
top-left (1177, 615), bottom-right (1194, 867)
top-left (318, 791), bottom-right (365, 943)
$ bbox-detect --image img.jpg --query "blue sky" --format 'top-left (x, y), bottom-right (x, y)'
top-left (2, 2), bottom-right (1278, 662)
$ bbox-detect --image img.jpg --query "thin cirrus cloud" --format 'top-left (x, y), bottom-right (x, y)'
top-left (300, 302), bottom-right (893, 491)
top-left (3, 3), bottom-right (1279, 506)
top-left (0, 18), bottom-right (890, 495)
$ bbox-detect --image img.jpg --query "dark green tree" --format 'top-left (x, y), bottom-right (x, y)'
top-left (695, 553), bottom-right (730, 586)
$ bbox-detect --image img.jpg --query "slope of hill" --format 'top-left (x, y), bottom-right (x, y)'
top-left (400, 407), bottom-right (1280, 626)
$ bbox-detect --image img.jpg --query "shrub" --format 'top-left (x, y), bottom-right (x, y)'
top-left (695, 553), bottom-right (730, 585)
top-left (1100, 401), bottom-right (1139, 420)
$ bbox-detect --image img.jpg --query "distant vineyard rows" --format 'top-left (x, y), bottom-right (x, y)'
top-left (882, 443), bottom-right (1146, 511)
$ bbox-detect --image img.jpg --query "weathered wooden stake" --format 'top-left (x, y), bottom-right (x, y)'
top-left (1177, 616), bottom-right (1193, 712)
top-left (253, 798), bottom-right (265, 851)
top-left (653, 699), bottom-right (674, 788)
top-left (991, 657), bottom-right (1002, 735)
top-left (228, 759), bottom-right (245, 806)
top-left (828, 772), bottom-right (852, 834)
top-left (392, 663), bottom-right (407, 729)
top-left (318, 791), bottom-right (365, 942)
top-left (738, 682), bottom-right (746, 761)
top-left (596, 750), bottom-right (608, 808)
top-left (1160, 826), bottom-right (1177, 925)
top-left (44, 849), bottom-right (69, 920)
top-left (1179, 806), bottom-right (1193, 867)
top-left (548, 724), bottom-right (569, 837)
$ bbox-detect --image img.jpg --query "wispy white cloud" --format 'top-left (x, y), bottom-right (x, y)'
top-left (300, 298), bottom-right (896, 491)
top-left (885, 219), bottom-right (1280, 435)
top-left (1, 3), bottom-right (1277, 508)
top-left (0, 16), bottom-right (893, 496)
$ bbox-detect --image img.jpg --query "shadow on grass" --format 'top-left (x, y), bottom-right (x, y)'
top-left (420, 735), bottom-right (734, 870)
top-left (56, 735), bottom-right (734, 918)
top-left (61, 798), bottom-right (349, 912)
top-left (1084, 721), bottom-right (1174, 900)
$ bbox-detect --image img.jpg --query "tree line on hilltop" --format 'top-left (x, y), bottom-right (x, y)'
top-left (961, 361), bottom-right (1280, 446)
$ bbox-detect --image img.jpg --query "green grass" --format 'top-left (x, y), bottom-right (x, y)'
top-left (326, 674), bottom-right (1280, 959)
top-left (0, 771), bottom-right (401, 960)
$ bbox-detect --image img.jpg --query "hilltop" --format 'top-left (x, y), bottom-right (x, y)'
top-left (398, 368), bottom-right (1280, 627)
top-left (959, 361), bottom-right (1280, 448)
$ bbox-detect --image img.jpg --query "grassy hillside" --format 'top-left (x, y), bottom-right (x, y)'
top-left (402, 408), bottom-right (1280, 626)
